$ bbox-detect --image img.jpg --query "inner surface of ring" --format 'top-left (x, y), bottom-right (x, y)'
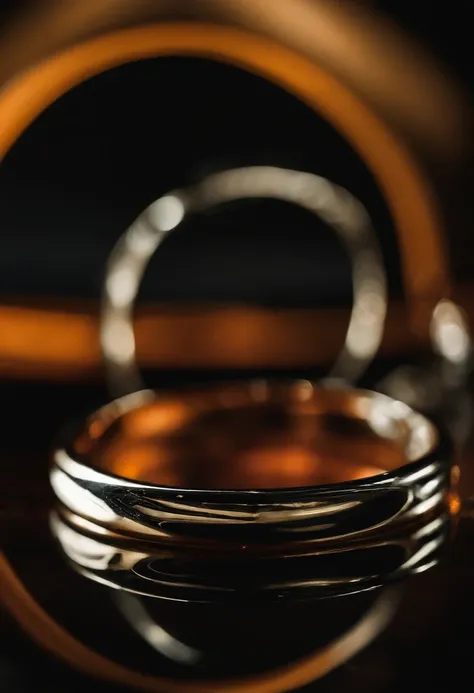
top-left (75, 382), bottom-right (438, 490)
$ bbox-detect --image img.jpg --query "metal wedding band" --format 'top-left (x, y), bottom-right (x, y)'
top-left (50, 502), bottom-right (449, 602)
top-left (50, 379), bottom-right (455, 601)
top-left (101, 166), bottom-right (387, 395)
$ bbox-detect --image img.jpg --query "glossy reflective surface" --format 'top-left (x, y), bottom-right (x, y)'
top-left (0, 380), bottom-right (472, 693)
top-left (46, 380), bottom-right (455, 604)
top-left (50, 504), bottom-right (451, 602)
top-left (51, 381), bottom-right (452, 557)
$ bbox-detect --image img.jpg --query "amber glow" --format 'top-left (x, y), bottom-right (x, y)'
top-left (85, 386), bottom-right (406, 488)
top-left (120, 401), bottom-right (193, 438)
top-left (224, 443), bottom-right (388, 488)
top-left (0, 22), bottom-right (448, 343)
top-left (448, 491), bottom-right (461, 518)
top-left (104, 443), bottom-right (181, 487)
top-left (1, 283), bottom-right (474, 379)
top-left (448, 465), bottom-right (462, 519)
top-left (0, 299), bottom-right (424, 380)
top-left (88, 419), bottom-right (106, 439)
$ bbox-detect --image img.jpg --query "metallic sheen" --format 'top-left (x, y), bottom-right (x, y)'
top-left (50, 381), bottom-right (454, 553)
top-left (100, 167), bottom-right (387, 395)
top-left (50, 503), bottom-right (450, 602)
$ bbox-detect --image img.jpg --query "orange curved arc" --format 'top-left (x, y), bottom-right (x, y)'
top-left (0, 22), bottom-right (448, 337)
top-left (0, 552), bottom-right (398, 693)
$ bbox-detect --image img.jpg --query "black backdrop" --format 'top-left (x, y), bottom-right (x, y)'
top-left (0, 1), bottom-right (472, 309)
top-left (0, 55), bottom-right (395, 306)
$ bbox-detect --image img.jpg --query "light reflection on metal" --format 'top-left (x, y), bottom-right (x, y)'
top-left (50, 467), bottom-right (118, 524)
top-left (0, 546), bottom-right (402, 692)
top-left (49, 504), bottom-right (450, 602)
top-left (0, 8), bottom-right (466, 688)
top-left (378, 298), bottom-right (473, 446)
top-left (431, 299), bottom-right (471, 368)
top-left (114, 592), bottom-right (201, 665)
top-left (50, 382), bottom-right (451, 551)
top-left (101, 167), bottom-right (387, 396)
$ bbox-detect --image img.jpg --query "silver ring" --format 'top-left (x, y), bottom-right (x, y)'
top-left (49, 380), bottom-right (454, 558)
top-left (50, 501), bottom-right (448, 602)
top-left (100, 166), bottom-right (387, 396)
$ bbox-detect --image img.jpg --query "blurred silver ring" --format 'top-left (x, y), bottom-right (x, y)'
top-left (100, 166), bottom-right (387, 396)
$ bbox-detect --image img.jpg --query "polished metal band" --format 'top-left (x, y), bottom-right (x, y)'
top-left (100, 166), bottom-right (387, 395)
top-left (50, 501), bottom-right (449, 602)
top-left (50, 381), bottom-right (454, 553)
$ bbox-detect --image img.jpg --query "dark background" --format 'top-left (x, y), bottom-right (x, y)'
top-left (0, 54), bottom-right (393, 306)
top-left (0, 1), bottom-right (472, 311)
top-left (1, 3), bottom-right (474, 692)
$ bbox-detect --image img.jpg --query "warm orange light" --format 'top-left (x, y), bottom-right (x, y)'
top-left (1, 284), bottom-right (473, 380)
top-left (121, 401), bottom-right (193, 438)
top-left (448, 491), bottom-right (461, 518)
top-left (0, 22), bottom-right (449, 342)
top-left (0, 299), bottom-right (422, 381)
top-left (104, 443), bottom-right (179, 487)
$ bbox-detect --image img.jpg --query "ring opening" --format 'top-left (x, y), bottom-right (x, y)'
top-left (73, 381), bottom-right (438, 490)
